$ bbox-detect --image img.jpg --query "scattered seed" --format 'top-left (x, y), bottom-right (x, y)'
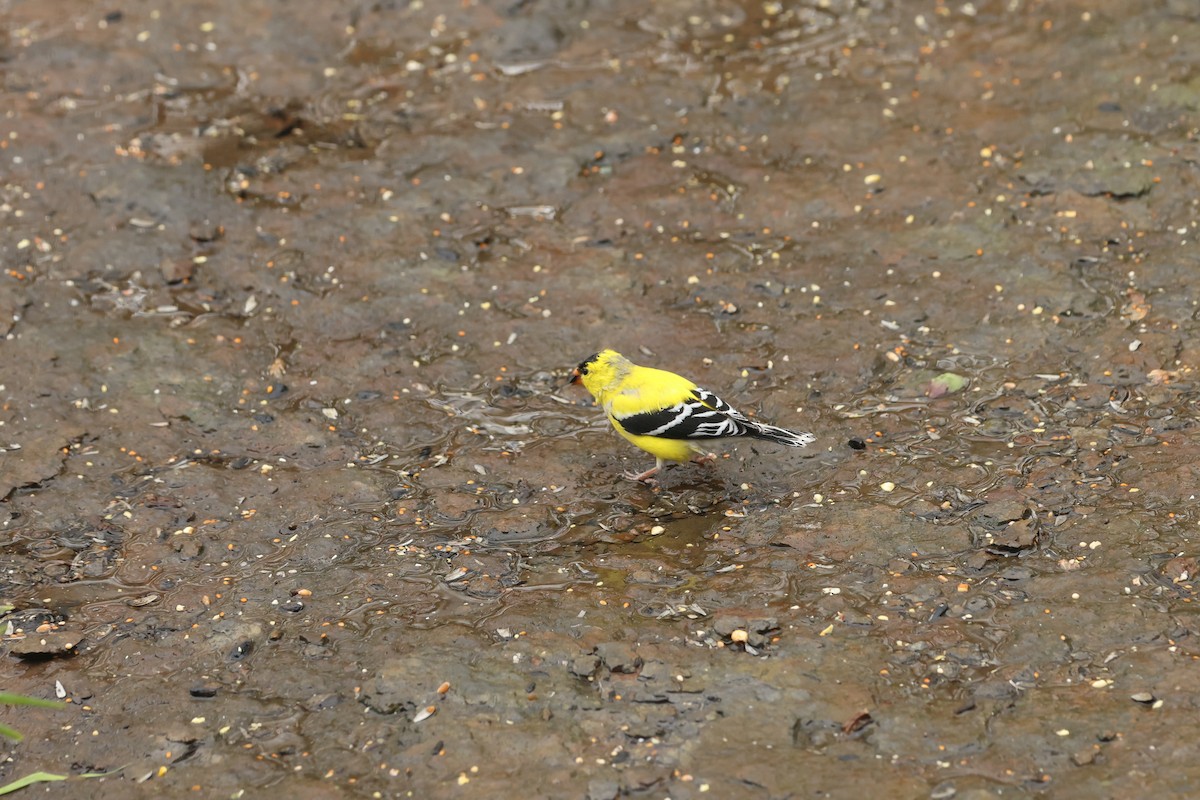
top-left (730, 629), bottom-right (749, 643)
top-left (413, 705), bottom-right (437, 723)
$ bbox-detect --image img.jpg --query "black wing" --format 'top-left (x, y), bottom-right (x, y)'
top-left (616, 388), bottom-right (750, 440)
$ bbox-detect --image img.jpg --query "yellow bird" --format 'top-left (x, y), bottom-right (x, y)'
top-left (570, 349), bottom-right (815, 482)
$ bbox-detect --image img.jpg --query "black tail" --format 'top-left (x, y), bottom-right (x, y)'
top-left (746, 423), bottom-right (815, 448)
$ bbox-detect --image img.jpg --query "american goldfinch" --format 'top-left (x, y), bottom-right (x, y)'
top-left (570, 349), bottom-right (815, 482)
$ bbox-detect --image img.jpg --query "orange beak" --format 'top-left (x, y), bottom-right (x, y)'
top-left (568, 368), bottom-right (582, 385)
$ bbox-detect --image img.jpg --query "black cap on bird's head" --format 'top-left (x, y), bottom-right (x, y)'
top-left (569, 352), bottom-right (602, 385)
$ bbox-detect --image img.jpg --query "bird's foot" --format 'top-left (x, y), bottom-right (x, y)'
top-left (623, 466), bottom-right (660, 484)
top-left (691, 452), bottom-right (718, 467)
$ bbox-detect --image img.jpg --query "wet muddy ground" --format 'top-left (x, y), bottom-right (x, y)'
top-left (2, 0), bottom-right (1200, 797)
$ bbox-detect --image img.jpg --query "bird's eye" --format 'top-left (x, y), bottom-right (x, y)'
top-left (580, 365), bottom-right (589, 375)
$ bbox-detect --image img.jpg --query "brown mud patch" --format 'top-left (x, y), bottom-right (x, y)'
top-left (3, 0), bottom-right (1200, 797)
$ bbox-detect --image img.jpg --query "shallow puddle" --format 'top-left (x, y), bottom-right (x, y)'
top-left (3, 0), bottom-right (1200, 797)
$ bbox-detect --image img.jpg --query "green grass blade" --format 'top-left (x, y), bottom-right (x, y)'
top-left (0, 769), bottom-right (116, 796)
top-left (0, 771), bottom-right (70, 796)
top-left (0, 693), bottom-right (65, 709)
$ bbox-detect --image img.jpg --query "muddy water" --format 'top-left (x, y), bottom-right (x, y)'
top-left (2, 0), bottom-right (1199, 797)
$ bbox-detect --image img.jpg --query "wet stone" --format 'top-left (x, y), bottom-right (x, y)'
top-left (927, 661), bottom-right (961, 681)
top-left (712, 614), bottom-right (746, 634)
top-left (998, 566), bottom-right (1034, 582)
top-left (595, 642), bottom-right (641, 674)
top-left (986, 517), bottom-right (1039, 554)
top-left (791, 717), bottom-right (840, 749)
top-left (620, 709), bottom-right (670, 739)
top-left (712, 614), bottom-right (781, 643)
top-left (568, 654), bottom-right (600, 679)
top-left (963, 550), bottom-right (996, 571)
top-left (1158, 555), bottom-right (1198, 583)
top-left (962, 597), bottom-right (993, 616)
top-left (586, 778), bottom-right (620, 800)
top-left (979, 499), bottom-right (1029, 524)
top-left (971, 679), bottom-right (1019, 702)
top-left (160, 258), bottom-right (195, 284)
top-left (304, 693), bottom-right (342, 711)
top-left (901, 583), bottom-right (941, 604)
top-left (636, 659), bottom-right (670, 683)
top-left (630, 660), bottom-right (675, 703)
top-left (361, 663), bottom-right (418, 715)
top-left (172, 537), bottom-right (204, 560)
top-left (627, 568), bottom-right (683, 587)
top-left (837, 608), bottom-right (874, 628)
top-left (3, 608), bottom-right (65, 631)
top-left (473, 507), bottom-right (551, 542)
top-left (8, 628), bottom-right (84, 659)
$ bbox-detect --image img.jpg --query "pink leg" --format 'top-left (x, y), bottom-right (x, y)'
top-left (691, 452), bottom-right (717, 467)
top-left (623, 459), bottom-right (664, 484)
